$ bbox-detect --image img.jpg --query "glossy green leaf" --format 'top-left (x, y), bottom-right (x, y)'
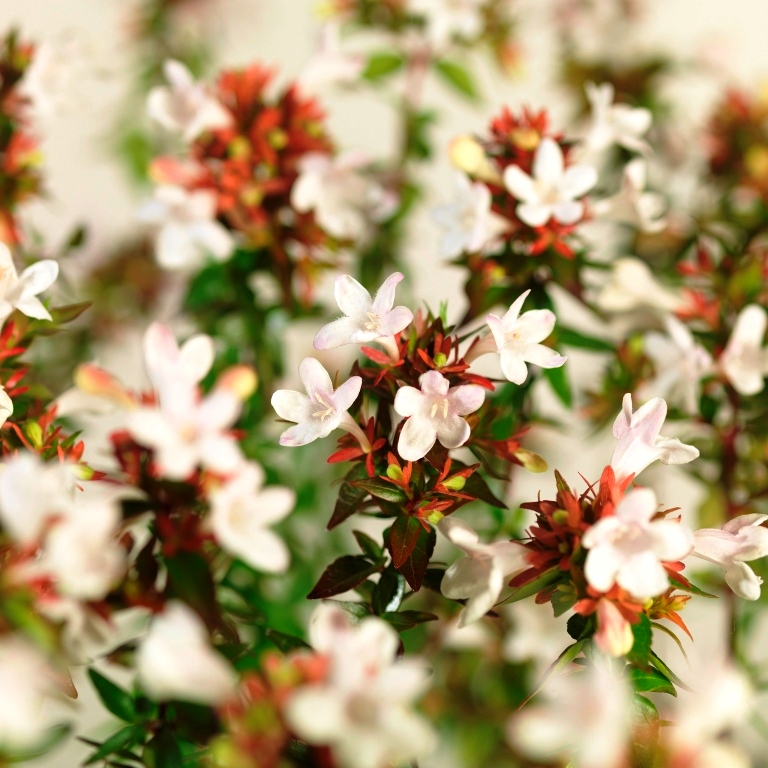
top-left (88, 669), bottom-right (136, 723)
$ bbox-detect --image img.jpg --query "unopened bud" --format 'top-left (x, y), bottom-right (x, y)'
top-left (24, 421), bottom-right (43, 449)
top-left (552, 509), bottom-right (569, 525)
top-left (443, 475), bottom-right (466, 491)
top-left (228, 136), bottom-right (251, 160)
top-left (426, 510), bottom-right (444, 525)
top-left (216, 365), bottom-right (258, 401)
top-left (386, 464), bottom-right (404, 482)
top-left (433, 352), bottom-right (448, 368)
top-left (448, 135), bottom-right (502, 184)
top-left (74, 364), bottom-right (135, 408)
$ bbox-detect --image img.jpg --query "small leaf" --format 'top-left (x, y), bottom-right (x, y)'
top-left (351, 477), bottom-right (408, 504)
top-left (397, 526), bottom-right (436, 591)
top-left (433, 59), bottom-right (480, 100)
top-left (381, 610), bottom-right (438, 632)
top-left (627, 615), bottom-right (652, 666)
top-left (308, 556), bottom-right (383, 599)
top-left (566, 613), bottom-right (590, 641)
top-left (668, 576), bottom-right (717, 599)
top-left (462, 472), bottom-right (507, 509)
top-left (328, 463), bottom-right (370, 529)
top-left (164, 551), bottom-right (219, 631)
top-left (650, 651), bottom-right (692, 692)
top-left (363, 51), bottom-right (405, 80)
top-left (143, 727), bottom-right (182, 768)
top-left (633, 694), bottom-right (659, 721)
top-left (543, 365), bottom-right (573, 408)
top-left (501, 567), bottom-right (563, 605)
top-left (628, 666), bottom-right (677, 696)
top-left (521, 640), bottom-right (586, 708)
top-left (353, 530), bottom-right (383, 561)
top-left (372, 568), bottom-right (406, 614)
top-left (48, 301), bottom-right (92, 325)
top-left (390, 516), bottom-right (423, 568)
top-left (264, 629), bottom-right (310, 654)
top-left (6, 724), bottom-right (71, 762)
top-left (329, 600), bottom-right (371, 620)
top-left (558, 327), bottom-right (615, 352)
top-left (88, 669), bottom-right (136, 723)
top-left (551, 585), bottom-right (577, 617)
top-left (85, 726), bottom-right (140, 765)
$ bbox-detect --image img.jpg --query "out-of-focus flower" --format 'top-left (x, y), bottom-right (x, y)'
top-left (0, 243), bottom-right (59, 324)
top-left (582, 82), bottom-right (652, 155)
top-left (432, 173), bottom-right (506, 258)
top-left (0, 385), bottom-right (12, 427)
top-left (508, 662), bottom-right (631, 768)
top-left (593, 599), bottom-right (634, 657)
top-left (137, 602), bottom-right (237, 704)
top-left (719, 304), bottom-right (768, 396)
top-left (691, 513), bottom-right (768, 600)
top-left (593, 158), bottom-right (666, 232)
top-left (299, 23), bottom-right (364, 92)
top-left (596, 256), bottom-right (683, 314)
top-left (448, 135), bottom-right (502, 184)
top-left (408, 0), bottom-right (484, 48)
top-left (209, 462), bottom-right (294, 573)
top-left (313, 272), bottom-right (413, 352)
top-left (503, 138), bottom-right (597, 227)
top-left (641, 315), bottom-right (713, 414)
top-left (610, 393), bottom-right (699, 482)
top-left (439, 517), bottom-right (526, 626)
top-left (582, 487), bottom-right (693, 598)
top-left (286, 605), bottom-right (436, 768)
top-left (292, 152), bottom-right (393, 241)
top-left (147, 59), bottom-right (231, 142)
top-left (139, 186), bottom-right (234, 270)
top-left (271, 357), bottom-right (364, 447)
top-left (394, 370), bottom-right (484, 461)
top-left (503, 600), bottom-right (572, 669)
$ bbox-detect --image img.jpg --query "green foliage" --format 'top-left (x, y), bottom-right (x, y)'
top-left (363, 52), bottom-right (405, 80)
top-left (433, 59), bottom-right (480, 101)
top-left (307, 555), bottom-right (384, 599)
top-left (88, 670), bottom-right (137, 723)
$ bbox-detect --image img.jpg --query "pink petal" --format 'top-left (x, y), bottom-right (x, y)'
top-left (299, 357), bottom-right (334, 400)
top-left (371, 272), bottom-right (404, 315)
top-left (447, 384), bottom-right (485, 416)
top-left (552, 200), bottom-right (584, 225)
top-left (435, 414), bottom-right (471, 449)
top-left (418, 370), bottom-right (450, 397)
top-left (331, 375), bottom-right (362, 412)
top-left (499, 350), bottom-right (529, 384)
top-left (522, 344), bottom-right (567, 369)
top-left (334, 274), bottom-right (372, 318)
top-left (179, 334), bottom-right (215, 384)
top-left (499, 290), bottom-right (531, 330)
top-left (514, 309), bottom-right (556, 343)
top-left (379, 305), bottom-right (413, 336)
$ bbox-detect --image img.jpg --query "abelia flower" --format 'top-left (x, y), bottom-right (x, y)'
top-left (439, 517), bottom-right (527, 626)
top-left (593, 158), bottom-right (666, 232)
top-left (0, 385), bottom-right (12, 428)
top-left (719, 304), bottom-right (768, 396)
top-left (610, 393), bottom-right (699, 482)
top-left (0, 243), bottom-right (59, 324)
top-left (313, 272), bottom-right (413, 353)
top-left (209, 462), bottom-right (294, 573)
top-left (582, 82), bottom-right (652, 155)
top-left (271, 357), bottom-right (365, 447)
top-left (691, 513), bottom-right (768, 600)
top-left (408, 0), bottom-right (484, 47)
top-left (503, 138), bottom-right (597, 227)
top-left (471, 289), bottom-right (567, 384)
top-left (139, 185), bottom-right (234, 270)
top-left (582, 487), bottom-right (694, 599)
top-left (393, 370), bottom-right (484, 461)
top-left (596, 256), bottom-right (684, 314)
top-left (593, 598), bottom-right (634, 657)
top-left (147, 59), bottom-right (231, 142)
top-left (137, 602), bottom-right (237, 705)
top-left (286, 605), bottom-right (436, 768)
top-left (299, 23), bottom-right (364, 92)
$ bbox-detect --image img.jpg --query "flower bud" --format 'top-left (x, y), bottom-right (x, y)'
top-left (386, 464), bottom-right (404, 482)
top-left (443, 475), bottom-right (466, 491)
top-left (448, 136), bottom-right (502, 184)
top-left (595, 600), bottom-right (634, 657)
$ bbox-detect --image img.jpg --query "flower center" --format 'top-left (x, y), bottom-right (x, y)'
top-left (429, 398), bottom-right (450, 419)
top-left (363, 311), bottom-right (381, 332)
top-left (312, 393), bottom-right (335, 420)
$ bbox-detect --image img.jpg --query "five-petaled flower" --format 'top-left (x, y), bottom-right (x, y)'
top-left (582, 82), bottom-right (652, 155)
top-left (719, 304), bottom-right (768, 396)
top-left (394, 370), bottom-right (484, 461)
top-left (0, 243), bottom-right (59, 324)
top-left (582, 487), bottom-right (694, 599)
top-left (503, 137), bottom-right (597, 227)
top-left (593, 158), bottom-right (666, 232)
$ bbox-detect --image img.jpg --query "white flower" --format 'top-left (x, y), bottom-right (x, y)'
top-left (691, 514), bottom-right (768, 600)
top-left (299, 23), bottom-right (364, 92)
top-left (593, 598), bottom-right (634, 657)
top-left (0, 385), bottom-right (12, 428)
top-left (292, 152), bottom-right (393, 242)
top-left (0, 244), bottom-right (59, 324)
top-left (286, 605), bottom-right (436, 768)
top-left (583, 487), bottom-right (693, 599)
top-left (408, 0), bottom-right (484, 48)
top-left (139, 185), bottom-right (234, 270)
top-left (147, 59), bottom-right (231, 142)
top-left (610, 393), bottom-right (699, 482)
top-left (719, 304), bottom-right (768, 396)
top-left (641, 315), bottom-right (713, 414)
top-left (271, 357), bottom-right (364, 447)
top-left (313, 272), bottom-right (413, 352)
top-left (432, 173), bottom-right (506, 258)
top-left (209, 462), bottom-right (294, 573)
top-left (503, 601), bottom-right (572, 669)
top-left (439, 517), bottom-right (526, 626)
top-left (503, 138), bottom-right (597, 227)
top-left (136, 602), bottom-right (237, 704)
top-left (508, 662), bottom-right (631, 768)
top-left (393, 370), bottom-right (484, 461)
top-left (596, 256), bottom-right (683, 314)
top-left (593, 158), bottom-right (666, 232)
top-left (583, 82), bottom-right (652, 155)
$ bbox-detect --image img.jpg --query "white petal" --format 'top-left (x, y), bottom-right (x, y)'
top-left (499, 350), bottom-right (529, 384)
top-left (335, 274), bottom-right (372, 318)
top-left (446, 384), bottom-right (485, 415)
top-left (560, 165), bottom-right (597, 199)
top-left (503, 165), bottom-right (537, 202)
top-left (522, 344), bottom-right (567, 369)
top-left (371, 272), bottom-right (404, 315)
top-left (271, 390), bottom-right (312, 422)
top-left (617, 551), bottom-right (669, 598)
top-left (299, 357), bottom-right (334, 400)
top-left (332, 375), bottom-right (362, 412)
top-left (438, 516), bottom-right (480, 550)
top-left (584, 544), bottom-right (623, 593)
top-left (724, 561), bottom-right (763, 601)
top-left (552, 200), bottom-right (584, 225)
top-left (313, 316), bottom-right (363, 349)
top-left (517, 202), bottom-right (553, 228)
top-left (435, 415), bottom-right (471, 449)
top-left (18, 260), bottom-right (59, 297)
top-left (398, 416), bottom-right (437, 461)
top-left (533, 138), bottom-right (564, 188)
top-left (394, 386), bottom-right (425, 418)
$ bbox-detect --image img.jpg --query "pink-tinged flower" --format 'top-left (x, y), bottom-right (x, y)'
top-left (139, 186), bottom-right (234, 270)
top-left (393, 371), bottom-right (484, 461)
top-left (583, 82), bottom-right (652, 155)
top-left (610, 393), bottom-right (699, 482)
top-left (0, 243), bottom-right (59, 324)
top-left (271, 357), bottom-right (364, 448)
top-left (147, 59), bottom-right (231, 142)
top-left (596, 256), bottom-right (683, 314)
top-left (582, 487), bottom-right (693, 599)
top-left (439, 517), bottom-right (527, 627)
top-left (299, 23), bottom-right (364, 92)
top-left (0, 385), bottom-right (12, 428)
top-left (594, 599), bottom-right (634, 657)
top-left (719, 304), bottom-right (768, 396)
top-left (313, 273), bottom-right (413, 353)
top-left (137, 602), bottom-right (237, 705)
top-left (691, 514), bottom-right (768, 600)
top-left (408, 0), bottom-right (484, 47)
top-left (503, 138), bottom-right (597, 227)
top-left (286, 605), bottom-right (436, 768)
top-left (508, 661), bottom-right (631, 768)
top-left (209, 462), bottom-right (294, 573)
top-left (593, 158), bottom-right (666, 232)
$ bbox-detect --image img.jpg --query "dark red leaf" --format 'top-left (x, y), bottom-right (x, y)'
top-left (390, 516), bottom-right (423, 568)
top-left (307, 556), bottom-right (382, 599)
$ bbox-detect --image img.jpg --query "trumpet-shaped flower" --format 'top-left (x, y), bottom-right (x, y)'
top-left (719, 304), bottom-right (768, 396)
top-left (313, 272), bottom-right (413, 351)
top-left (139, 185), bottom-right (234, 271)
top-left (691, 514), bottom-right (768, 600)
top-left (503, 138), bottom-right (597, 227)
top-left (147, 59), bottom-right (231, 141)
top-left (209, 462), bottom-right (294, 573)
top-left (583, 82), bottom-right (652, 155)
top-left (0, 243), bottom-right (59, 324)
top-left (137, 602), bottom-right (237, 705)
top-left (299, 23), bottom-right (364, 92)
top-left (596, 256), bottom-right (683, 314)
top-left (610, 393), bottom-right (699, 482)
top-left (593, 159), bottom-right (666, 232)
top-left (271, 357), bottom-right (364, 447)
top-left (582, 487), bottom-right (694, 599)
top-left (439, 517), bottom-right (527, 626)
top-left (394, 370), bottom-right (484, 461)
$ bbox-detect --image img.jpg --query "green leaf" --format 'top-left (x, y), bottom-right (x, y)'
top-left (381, 610), bottom-right (438, 632)
top-left (372, 567), bottom-right (406, 614)
top-left (397, 525), bottom-right (436, 591)
top-left (668, 575), bottom-right (717, 598)
top-left (500, 567), bottom-right (563, 605)
top-left (362, 51), bottom-right (405, 80)
top-left (351, 477), bottom-right (408, 504)
top-left (390, 516), bottom-right (423, 568)
top-left (627, 614), bottom-right (652, 666)
top-left (85, 726), bottom-right (141, 765)
top-left (353, 530), bottom-right (383, 561)
top-left (628, 666), bottom-right (677, 696)
top-left (521, 640), bottom-right (586, 707)
top-left (433, 59), bottom-right (480, 101)
top-left (49, 301), bottom-right (92, 325)
top-left (566, 613), bottom-right (590, 641)
top-left (558, 327), bottom-right (615, 352)
top-left (633, 694), bottom-right (660, 721)
top-left (329, 462), bottom-right (370, 529)
top-left (551, 585), bottom-right (577, 617)
top-left (88, 669), bottom-right (137, 723)
top-left (329, 600), bottom-right (371, 620)
top-left (264, 629), bottom-right (310, 654)
top-left (650, 651), bottom-right (692, 692)
top-left (462, 472), bottom-right (507, 509)
top-left (307, 556), bottom-right (383, 599)
top-left (543, 365), bottom-right (573, 408)
top-left (513, 448), bottom-right (548, 473)
top-left (143, 727), bottom-right (182, 768)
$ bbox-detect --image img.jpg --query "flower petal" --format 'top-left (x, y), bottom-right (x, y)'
top-left (499, 349), bottom-right (529, 384)
top-left (398, 416), bottom-right (437, 461)
top-left (378, 305), bottom-right (413, 336)
top-left (522, 343), bottom-right (567, 369)
top-left (299, 357), bottom-right (334, 400)
top-left (313, 316), bottom-right (363, 349)
top-left (335, 274), bottom-right (372, 318)
top-left (503, 165), bottom-right (537, 202)
top-left (447, 384), bottom-right (485, 416)
top-left (332, 375), bottom-right (362, 412)
top-left (393, 386), bottom-right (425, 418)
top-left (435, 414), bottom-right (471, 449)
top-left (371, 272), bottom-right (404, 315)
top-left (533, 138), bottom-right (564, 189)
